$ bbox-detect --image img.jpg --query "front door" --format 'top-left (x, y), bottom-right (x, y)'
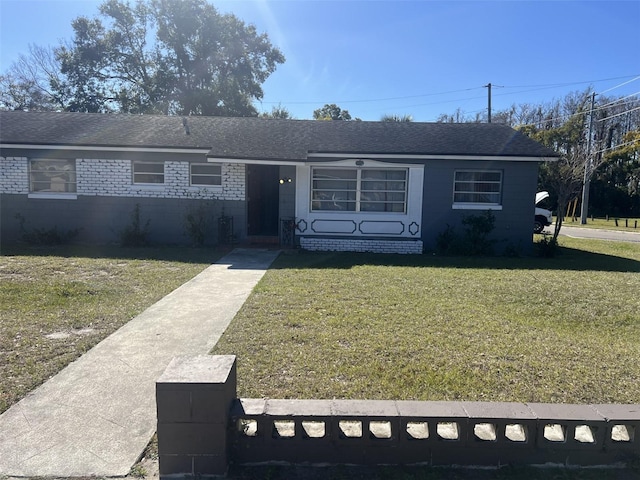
top-left (247, 164), bottom-right (280, 236)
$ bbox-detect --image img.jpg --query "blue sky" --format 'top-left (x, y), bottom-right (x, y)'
top-left (1, 0), bottom-right (639, 121)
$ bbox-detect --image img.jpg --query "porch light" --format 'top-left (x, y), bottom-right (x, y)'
top-left (279, 177), bottom-right (292, 184)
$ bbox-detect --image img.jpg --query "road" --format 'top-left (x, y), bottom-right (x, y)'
top-left (544, 225), bottom-right (640, 243)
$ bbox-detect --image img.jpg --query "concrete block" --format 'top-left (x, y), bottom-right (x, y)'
top-left (158, 454), bottom-right (192, 475)
top-left (192, 387), bottom-right (235, 423)
top-left (193, 455), bottom-right (228, 475)
top-left (266, 399), bottom-right (332, 417)
top-left (396, 400), bottom-right (469, 446)
top-left (233, 398), bottom-right (267, 416)
top-left (528, 403), bottom-right (606, 450)
top-left (332, 399), bottom-right (399, 417)
top-left (157, 423), bottom-right (227, 455)
top-left (592, 404), bottom-right (640, 452)
top-left (157, 355), bottom-right (237, 387)
top-left (156, 390), bottom-right (192, 424)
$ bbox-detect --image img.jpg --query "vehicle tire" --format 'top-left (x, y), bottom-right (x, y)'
top-left (534, 218), bottom-right (545, 234)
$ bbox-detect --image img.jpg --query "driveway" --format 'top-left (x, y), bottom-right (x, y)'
top-left (545, 225), bottom-right (640, 243)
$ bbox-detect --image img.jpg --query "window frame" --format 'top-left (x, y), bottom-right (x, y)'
top-left (190, 163), bottom-right (222, 187)
top-left (28, 158), bottom-right (77, 197)
top-left (311, 167), bottom-right (408, 214)
top-left (452, 169), bottom-right (503, 210)
top-left (132, 161), bottom-right (165, 185)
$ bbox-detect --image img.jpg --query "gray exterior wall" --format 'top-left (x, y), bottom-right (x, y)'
top-left (421, 160), bottom-right (539, 255)
top-left (1, 151), bottom-right (248, 247)
top-left (1, 152), bottom-right (541, 253)
top-left (1, 194), bottom-right (245, 246)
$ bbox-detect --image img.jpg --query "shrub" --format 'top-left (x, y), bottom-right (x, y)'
top-left (435, 211), bottom-right (496, 256)
top-left (119, 204), bottom-right (150, 247)
top-left (435, 224), bottom-right (459, 255)
top-left (14, 214), bottom-right (80, 245)
top-left (536, 233), bottom-right (559, 257)
top-left (184, 202), bottom-right (214, 246)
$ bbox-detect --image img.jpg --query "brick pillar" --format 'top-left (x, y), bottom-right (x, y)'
top-left (156, 355), bottom-right (237, 477)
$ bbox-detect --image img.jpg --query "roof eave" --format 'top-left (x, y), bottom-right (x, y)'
top-left (0, 143), bottom-right (211, 154)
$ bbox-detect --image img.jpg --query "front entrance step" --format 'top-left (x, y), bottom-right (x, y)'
top-left (247, 235), bottom-right (280, 245)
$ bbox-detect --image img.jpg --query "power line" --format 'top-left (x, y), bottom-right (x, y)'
top-left (593, 139), bottom-right (639, 155)
top-left (596, 91), bottom-right (640, 109)
top-left (598, 105), bottom-right (640, 122)
top-left (516, 94), bottom-right (640, 129)
top-left (599, 75), bottom-right (640, 95)
top-left (263, 86), bottom-right (485, 106)
top-left (499, 74), bottom-right (640, 90)
top-left (259, 74), bottom-right (640, 107)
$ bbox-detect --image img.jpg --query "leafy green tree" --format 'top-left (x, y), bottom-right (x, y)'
top-left (3, 0), bottom-right (284, 115)
top-left (260, 103), bottom-right (293, 119)
top-left (313, 103), bottom-right (352, 121)
top-left (152, 0), bottom-right (284, 115)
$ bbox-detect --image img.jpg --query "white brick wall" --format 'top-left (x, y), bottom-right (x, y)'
top-left (1, 157), bottom-right (246, 201)
top-left (300, 237), bottom-right (424, 254)
top-left (0, 157), bottom-right (29, 194)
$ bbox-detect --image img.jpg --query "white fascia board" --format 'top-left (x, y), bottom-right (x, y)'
top-left (305, 157), bottom-right (424, 168)
top-left (0, 144), bottom-right (211, 154)
top-left (306, 153), bottom-right (558, 162)
top-left (206, 157), bottom-right (306, 166)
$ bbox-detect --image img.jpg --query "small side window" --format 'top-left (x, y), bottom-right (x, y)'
top-left (191, 163), bottom-right (222, 186)
top-left (133, 161), bottom-right (164, 184)
top-left (453, 170), bottom-right (502, 208)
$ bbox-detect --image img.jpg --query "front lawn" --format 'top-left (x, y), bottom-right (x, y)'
top-left (0, 245), bottom-right (218, 414)
top-left (212, 237), bottom-right (640, 404)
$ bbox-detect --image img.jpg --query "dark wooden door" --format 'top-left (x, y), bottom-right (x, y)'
top-left (247, 164), bottom-right (280, 236)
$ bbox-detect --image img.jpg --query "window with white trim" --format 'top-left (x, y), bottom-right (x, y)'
top-left (453, 170), bottom-right (502, 206)
top-left (311, 167), bottom-right (407, 213)
top-left (29, 159), bottom-right (77, 193)
top-left (133, 161), bottom-right (164, 184)
top-left (190, 163), bottom-right (222, 186)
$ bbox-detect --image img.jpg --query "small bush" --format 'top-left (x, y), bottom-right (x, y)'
top-left (15, 214), bottom-right (80, 245)
top-left (119, 204), bottom-right (150, 247)
top-left (461, 210), bottom-right (496, 255)
top-left (536, 234), bottom-right (559, 257)
top-left (184, 202), bottom-right (214, 246)
top-left (435, 224), bottom-right (458, 255)
top-left (435, 211), bottom-right (496, 256)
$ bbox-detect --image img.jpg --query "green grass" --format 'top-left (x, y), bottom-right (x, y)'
top-left (560, 216), bottom-right (640, 231)
top-left (212, 237), bottom-right (640, 404)
top-left (0, 245), bottom-right (220, 414)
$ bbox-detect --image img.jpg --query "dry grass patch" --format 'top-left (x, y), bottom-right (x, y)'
top-left (0, 245), bottom-right (218, 414)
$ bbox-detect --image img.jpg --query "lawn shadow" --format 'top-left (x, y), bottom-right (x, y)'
top-left (273, 247), bottom-right (640, 273)
top-left (0, 243), bottom-right (229, 264)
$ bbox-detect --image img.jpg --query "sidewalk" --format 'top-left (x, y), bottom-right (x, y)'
top-left (0, 248), bottom-right (280, 477)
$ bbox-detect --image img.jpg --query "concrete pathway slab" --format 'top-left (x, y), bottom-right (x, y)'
top-left (0, 248), bottom-right (279, 477)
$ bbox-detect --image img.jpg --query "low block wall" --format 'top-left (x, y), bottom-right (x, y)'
top-left (299, 237), bottom-right (424, 254)
top-left (156, 356), bottom-right (640, 477)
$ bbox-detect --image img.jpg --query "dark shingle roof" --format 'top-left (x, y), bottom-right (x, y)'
top-left (0, 110), bottom-right (558, 160)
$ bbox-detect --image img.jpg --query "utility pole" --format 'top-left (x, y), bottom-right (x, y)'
top-left (485, 83), bottom-right (492, 123)
top-left (580, 92), bottom-right (597, 224)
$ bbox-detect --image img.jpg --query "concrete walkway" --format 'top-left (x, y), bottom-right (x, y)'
top-left (0, 248), bottom-right (280, 477)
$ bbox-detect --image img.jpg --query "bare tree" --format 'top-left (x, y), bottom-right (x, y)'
top-left (0, 45), bottom-right (69, 111)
